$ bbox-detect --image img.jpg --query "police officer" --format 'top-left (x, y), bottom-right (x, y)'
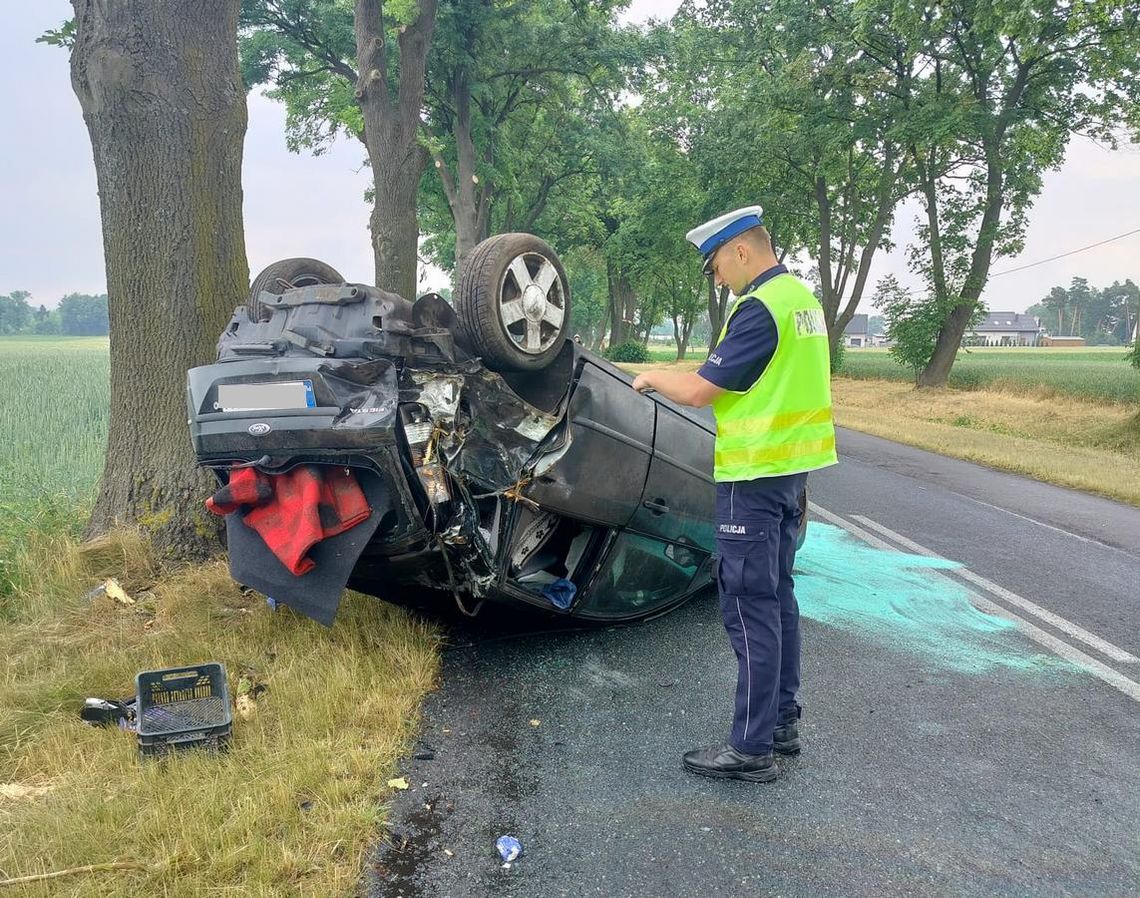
top-left (631, 205), bottom-right (837, 782)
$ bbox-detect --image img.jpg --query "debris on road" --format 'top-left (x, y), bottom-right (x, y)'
top-left (387, 777), bottom-right (410, 791)
top-left (496, 835), bottom-right (522, 867)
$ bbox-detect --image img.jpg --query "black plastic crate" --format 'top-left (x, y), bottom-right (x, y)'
top-left (136, 663), bottom-right (232, 757)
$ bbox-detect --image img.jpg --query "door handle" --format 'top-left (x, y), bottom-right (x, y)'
top-left (643, 498), bottom-right (669, 515)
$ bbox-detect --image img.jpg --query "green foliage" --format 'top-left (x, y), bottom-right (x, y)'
top-left (0, 294), bottom-right (70, 336)
top-left (893, 0), bottom-right (1140, 382)
top-left (32, 304), bottom-right (61, 335)
top-left (239, 0), bottom-right (1140, 378)
top-left (564, 247), bottom-right (609, 347)
top-left (643, 0), bottom-right (918, 347)
top-left (830, 338), bottom-right (846, 375)
top-left (58, 293), bottom-right (109, 336)
top-left (1027, 278), bottom-right (1139, 345)
top-left (417, 0), bottom-right (636, 270)
top-left (36, 19), bottom-right (75, 48)
top-left (878, 276), bottom-right (954, 382)
top-left (605, 341), bottom-right (650, 364)
top-left (239, 1), bottom-right (360, 149)
top-left (0, 291), bottom-right (33, 335)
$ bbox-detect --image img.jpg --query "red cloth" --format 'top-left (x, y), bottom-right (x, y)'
top-left (206, 466), bottom-right (371, 575)
top-left (205, 467), bottom-right (273, 515)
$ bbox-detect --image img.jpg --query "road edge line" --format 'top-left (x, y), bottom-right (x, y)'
top-left (807, 502), bottom-right (1140, 703)
top-left (850, 514), bottom-right (1139, 665)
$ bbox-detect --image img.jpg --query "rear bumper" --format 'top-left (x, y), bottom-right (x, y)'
top-left (187, 357), bottom-right (401, 461)
top-left (187, 356), bottom-right (428, 553)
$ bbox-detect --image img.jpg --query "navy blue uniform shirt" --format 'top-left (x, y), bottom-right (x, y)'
top-left (698, 264), bottom-right (788, 393)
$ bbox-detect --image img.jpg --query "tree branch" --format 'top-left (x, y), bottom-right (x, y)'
top-left (354, 0), bottom-right (391, 115)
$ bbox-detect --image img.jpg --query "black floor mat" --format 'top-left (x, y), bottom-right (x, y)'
top-left (225, 469), bottom-right (391, 626)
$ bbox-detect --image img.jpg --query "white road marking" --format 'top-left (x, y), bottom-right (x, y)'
top-left (850, 514), bottom-right (1139, 665)
top-left (960, 494), bottom-right (1137, 559)
top-left (807, 502), bottom-right (1140, 703)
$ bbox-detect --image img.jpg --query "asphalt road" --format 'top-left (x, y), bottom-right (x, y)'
top-left (367, 428), bottom-right (1140, 898)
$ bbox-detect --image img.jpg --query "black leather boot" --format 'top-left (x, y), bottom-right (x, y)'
top-left (682, 744), bottom-right (778, 782)
top-left (774, 704), bottom-right (802, 755)
top-left (773, 719), bottom-right (801, 755)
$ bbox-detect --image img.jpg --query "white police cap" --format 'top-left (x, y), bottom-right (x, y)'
top-left (685, 205), bottom-right (764, 271)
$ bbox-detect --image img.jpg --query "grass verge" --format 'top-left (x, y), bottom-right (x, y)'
top-left (622, 360), bottom-right (1140, 507)
top-left (0, 527), bottom-right (440, 896)
top-left (831, 377), bottom-right (1140, 506)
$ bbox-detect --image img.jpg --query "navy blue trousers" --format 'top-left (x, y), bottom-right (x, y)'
top-left (714, 472), bottom-right (806, 755)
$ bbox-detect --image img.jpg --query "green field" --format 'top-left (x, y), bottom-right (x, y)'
top-left (0, 337), bottom-right (109, 592)
top-left (0, 336), bottom-right (109, 502)
top-left (647, 347), bottom-right (708, 362)
top-left (841, 348), bottom-right (1140, 405)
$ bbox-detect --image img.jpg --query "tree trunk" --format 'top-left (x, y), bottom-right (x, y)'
top-left (676, 313), bottom-right (693, 360)
top-left (70, 0), bottom-right (250, 559)
top-left (355, 0), bottom-right (438, 301)
top-left (919, 148), bottom-right (1005, 387)
top-left (369, 155), bottom-right (424, 302)
top-left (707, 276), bottom-right (730, 353)
top-left (606, 259), bottom-right (636, 346)
top-left (830, 155), bottom-right (903, 354)
top-left (431, 67), bottom-right (490, 279)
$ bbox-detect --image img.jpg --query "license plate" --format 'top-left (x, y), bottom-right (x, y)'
top-left (215, 380), bottom-right (316, 412)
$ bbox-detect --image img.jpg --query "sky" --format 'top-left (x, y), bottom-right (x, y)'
top-left (2, 0), bottom-right (1138, 314)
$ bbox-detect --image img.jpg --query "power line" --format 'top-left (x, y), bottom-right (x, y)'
top-left (989, 227), bottom-right (1140, 277)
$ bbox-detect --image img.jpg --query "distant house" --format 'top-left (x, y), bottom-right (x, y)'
top-left (965, 311), bottom-right (1042, 346)
top-left (843, 314), bottom-right (869, 347)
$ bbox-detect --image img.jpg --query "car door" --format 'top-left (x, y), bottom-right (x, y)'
top-left (522, 359), bottom-right (654, 527)
top-left (626, 398), bottom-right (716, 553)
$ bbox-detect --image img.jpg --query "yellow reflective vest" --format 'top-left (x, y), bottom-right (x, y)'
top-left (711, 273), bottom-right (838, 481)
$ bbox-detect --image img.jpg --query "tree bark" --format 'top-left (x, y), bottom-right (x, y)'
top-left (70, 0), bottom-right (250, 559)
top-left (673, 311), bottom-right (693, 360)
top-left (430, 68), bottom-right (491, 278)
top-left (918, 144), bottom-right (1006, 387)
top-left (707, 277), bottom-right (730, 353)
top-left (355, 0), bottom-right (439, 301)
top-left (606, 259), bottom-right (636, 346)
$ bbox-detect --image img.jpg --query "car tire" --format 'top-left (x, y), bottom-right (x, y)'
top-left (248, 258), bottom-right (345, 322)
top-left (455, 233), bottom-right (571, 371)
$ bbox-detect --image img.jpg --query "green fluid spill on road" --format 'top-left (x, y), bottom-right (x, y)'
top-left (796, 523), bottom-right (1054, 673)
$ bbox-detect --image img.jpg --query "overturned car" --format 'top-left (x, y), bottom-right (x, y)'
top-left (187, 233), bottom-right (802, 626)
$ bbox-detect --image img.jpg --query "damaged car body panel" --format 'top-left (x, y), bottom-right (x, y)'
top-left (188, 241), bottom-right (726, 625)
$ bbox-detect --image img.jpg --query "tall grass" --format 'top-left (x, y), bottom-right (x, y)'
top-left (0, 337), bottom-right (109, 502)
top-left (832, 377), bottom-right (1140, 506)
top-left (841, 348), bottom-right (1140, 405)
top-left (0, 337), bottom-right (109, 602)
top-left (0, 530), bottom-right (440, 896)
top-left (0, 337), bottom-right (442, 894)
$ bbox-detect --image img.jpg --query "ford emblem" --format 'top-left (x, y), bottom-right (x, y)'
top-left (248, 422), bottom-right (272, 436)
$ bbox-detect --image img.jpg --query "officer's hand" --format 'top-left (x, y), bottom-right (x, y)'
top-left (632, 373), bottom-right (654, 394)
